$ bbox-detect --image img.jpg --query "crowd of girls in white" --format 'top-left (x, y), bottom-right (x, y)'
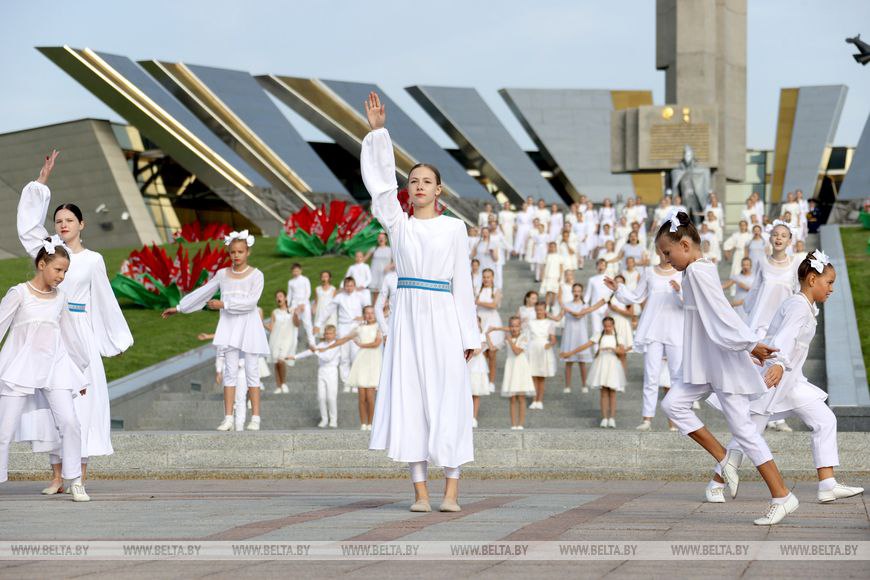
top-left (0, 122), bottom-right (860, 521)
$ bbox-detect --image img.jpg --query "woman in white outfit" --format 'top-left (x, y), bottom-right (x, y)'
top-left (362, 93), bottom-right (477, 513)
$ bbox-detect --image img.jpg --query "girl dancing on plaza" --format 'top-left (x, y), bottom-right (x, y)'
top-left (362, 92), bottom-right (478, 513)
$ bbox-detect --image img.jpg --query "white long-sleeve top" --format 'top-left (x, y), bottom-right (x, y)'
top-left (18, 181), bottom-right (134, 357)
top-left (615, 267), bottom-right (683, 350)
top-left (360, 128), bottom-right (479, 351)
top-left (743, 256), bottom-right (800, 338)
top-left (681, 259), bottom-right (764, 395)
top-left (0, 285), bottom-right (90, 396)
top-left (287, 275), bottom-right (312, 307)
top-left (177, 268), bottom-right (269, 355)
top-left (584, 274), bottom-right (613, 307)
top-left (346, 262), bottom-right (372, 291)
top-left (375, 270), bottom-right (398, 336)
top-left (294, 340), bottom-right (342, 369)
top-left (315, 289), bottom-right (367, 330)
top-left (750, 293), bottom-right (827, 414)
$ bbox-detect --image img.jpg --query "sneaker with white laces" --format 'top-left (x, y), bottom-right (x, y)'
top-left (366, 424), bottom-right (372, 431)
top-left (529, 401), bottom-right (536, 409)
top-left (607, 417), bottom-right (616, 428)
top-left (272, 386), bottom-right (283, 394)
top-left (600, 418), bottom-right (608, 428)
top-left (66, 479), bottom-right (90, 503)
top-left (317, 419), bottom-right (328, 428)
top-left (246, 416), bottom-right (261, 431)
top-left (328, 420), bottom-right (337, 428)
top-left (472, 418), bottom-right (478, 428)
top-left (516, 425), bottom-right (524, 430)
top-left (281, 383), bottom-right (289, 394)
top-left (753, 493), bottom-right (799, 525)
top-left (581, 387), bottom-right (589, 394)
top-left (705, 484), bottom-right (726, 503)
top-left (216, 416), bottom-right (233, 431)
top-left (719, 450), bottom-right (742, 499)
top-left (511, 425), bottom-right (519, 430)
top-left (563, 388), bottom-right (571, 394)
top-left (818, 483), bottom-right (864, 503)
top-left (636, 420), bottom-right (652, 431)
top-left (360, 424), bottom-right (368, 431)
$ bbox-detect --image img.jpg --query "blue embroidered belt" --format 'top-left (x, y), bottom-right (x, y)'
top-left (396, 277), bottom-right (451, 293)
top-left (68, 302), bottom-right (86, 313)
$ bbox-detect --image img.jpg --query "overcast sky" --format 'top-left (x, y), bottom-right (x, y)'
top-left (2, 0), bottom-right (868, 151)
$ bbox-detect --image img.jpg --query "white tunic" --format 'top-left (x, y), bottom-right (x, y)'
top-left (346, 262), bottom-right (372, 292)
top-left (615, 268), bottom-right (683, 352)
top-left (681, 260), bottom-right (765, 395)
top-left (314, 285), bottom-right (337, 329)
top-left (178, 268), bottom-right (270, 355)
top-left (287, 275), bottom-right (312, 307)
top-left (370, 246), bottom-right (393, 290)
top-left (751, 294), bottom-right (827, 414)
top-left (584, 275), bottom-right (613, 308)
top-left (362, 128), bottom-right (477, 468)
top-left (316, 290), bottom-right (367, 332)
top-left (17, 181), bottom-right (133, 458)
top-left (498, 210), bottom-right (516, 249)
top-left (743, 256), bottom-right (800, 339)
top-left (374, 271), bottom-right (398, 336)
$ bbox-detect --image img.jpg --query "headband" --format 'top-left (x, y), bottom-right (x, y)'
top-left (224, 229), bottom-right (255, 247)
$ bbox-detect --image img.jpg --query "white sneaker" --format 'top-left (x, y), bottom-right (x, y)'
top-left (581, 387), bottom-right (589, 394)
top-left (360, 424), bottom-right (368, 431)
top-left (635, 420), bottom-right (651, 431)
top-left (272, 387), bottom-right (283, 394)
top-left (245, 416), bottom-right (261, 431)
top-left (516, 425), bottom-right (524, 430)
top-left (67, 479), bottom-right (90, 503)
top-left (328, 421), bottom-right (337, 428)
top-left (818, 483), bottom-right (864, 503)
top-left (600, 418), bottom-right (608, 428)
top-left (529, 401), bottom-right (538, 409)
top-left (365, 424), bottom-right (372, 431)
top-left (511, 425), bottom-right (519, 430)
top-left (774, 420), bottom-right (793, 432)
top-left (317, 419), bottom-right (328, 428)
top-left (607, 417), bottom-right (616, 428)
top-left (281, 383), bottom-right (289, 394)
top-left (472, 418), bottom-right (478, 428)
top-left (692, 401), bottom-right (701, 410)
top-left (754, 493), bottom-right (799, 525)
top-left (719, 450), bottom-right (742, 499)
top-left (705, 484), bottom-right (726, 503)
top-left (216, 416), bottom-right (233, 431)
top-left (563, 388), bottom-right (571, 394)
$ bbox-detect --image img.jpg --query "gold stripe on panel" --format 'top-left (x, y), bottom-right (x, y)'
top-left (771, 88), bottom-right (799, 204)
top-left (611, 90), bottom-right (660, 204)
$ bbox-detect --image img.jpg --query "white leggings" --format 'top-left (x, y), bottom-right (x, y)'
top-left (0, 391), bottom-right (81, 482)
top-left (715, 401), bottom-right (839, 475)
top-left (641, 342), bottom-right (682, 418)
top-left (409, 461), bottom-right (461, 483)
top-left (661, 383), bottom-right (774, 467)
top-left (223, 349), bottom-right (260, 388)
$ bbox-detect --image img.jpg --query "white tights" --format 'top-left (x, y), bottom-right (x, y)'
top-left (409, 461), bottom-right (460, 483)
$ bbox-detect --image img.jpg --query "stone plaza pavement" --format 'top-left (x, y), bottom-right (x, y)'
top-left (0, 478), bottom-right (867, 578)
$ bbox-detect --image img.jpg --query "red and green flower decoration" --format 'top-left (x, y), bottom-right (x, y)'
top-left (111, 243), bottom-right (230, 309)
top-left (276, 200), bottom-right (382, 257)
top-left (173, 220), bottom-right (233, 243)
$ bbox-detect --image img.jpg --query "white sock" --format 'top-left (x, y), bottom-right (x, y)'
top-left (818, 477), bottom-right (836, 491)
top-left (707, 479), bottom-right (725, 489)
top-left (251, 415), bottom-right (260, 420)
top-left (771, 493), bottom-right (792, 505)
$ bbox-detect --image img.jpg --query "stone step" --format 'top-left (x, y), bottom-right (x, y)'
top-left (8, 429), bottom-right (868, 481)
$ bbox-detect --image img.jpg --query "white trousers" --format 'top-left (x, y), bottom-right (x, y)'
top-left (1, 391), bottom-right (81, 482)
top-left (318, 368), bottom-right (339, 424)
top-left (290, 301), bottom-right (316, 347)
top-left (588, 310), bottom-right (605, 338)
top-left (661, 383), bottom-right (774, 467)
top-left (409, 461), bottom-right (461, 482)
top-left (715, 401), bottom-right (839, 474)
top-left (337, 324), bottom-right (358, 384)
top-left (223, 349), bottom-right (261, 388)
top-left (641, 342), bottom-right (682, 418)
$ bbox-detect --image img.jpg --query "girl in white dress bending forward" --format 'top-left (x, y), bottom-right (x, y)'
top-left (162, 231), bottom-right (270, 431)
top-left (17, 151), bottom-right (133, 494)
top-left (363, 93), bottom-right (478, 514)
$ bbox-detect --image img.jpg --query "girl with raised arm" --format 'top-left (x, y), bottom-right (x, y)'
top-left (362, 92), bottom-right (478, 513)
top-left (17, 151), bottom-right (133, 494)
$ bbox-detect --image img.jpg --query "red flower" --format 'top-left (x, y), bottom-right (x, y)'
top-left (174, 221), bottom-right (234, 243)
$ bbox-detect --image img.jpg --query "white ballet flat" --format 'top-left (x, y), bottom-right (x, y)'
top-left (41, 481), bottom-right (64, 495)
top-left (818, 483), bottom-right (864, 503)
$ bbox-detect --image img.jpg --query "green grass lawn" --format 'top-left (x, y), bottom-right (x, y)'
top-left (0, 239), bottom-right (354, 382)
top-left (839, 226), bottom-right (870, 375)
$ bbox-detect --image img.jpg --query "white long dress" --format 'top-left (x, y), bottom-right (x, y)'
top-left (17, 182), bottom-right (133, 458)
top-left (476, 287), bottom-right (503, 349)
top-left (314, 285), bottom-right (337, 333)
top-left (177, 268), bottom-right (270, 355)
top-left (526, 319), bottom-right (556, 377)
top-left (743, 256), bottom-right (800, 339)
top-left (588, 333), bottom-right (626, 391)
top-left (347, 323), bottom-right (382, 388)
top-left (498, 210), bottom-right (516, 254)
top-left (560, 300), bottom-right (593, 363)
top-left (370, 246), bottom-right (393, 290)
top-left (362, 128), bottom-right (477, 469)
top-left (269, 308), bottom-right (297, 366)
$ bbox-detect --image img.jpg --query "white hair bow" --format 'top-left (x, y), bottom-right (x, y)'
top-left (42, 240), bottom-right (56, 255)
top-left (224, 229), bottom-right (255, 247)
top-left (663, 208), bottom-right (682, 233)
top-left (771, 219), bottom-right (789, 229)
top-left (809, 249), bottom-right (829, 274)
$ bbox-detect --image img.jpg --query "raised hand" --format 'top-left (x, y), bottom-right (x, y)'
top-left (602, 276), bottom-right (617, 291)
top-left (364, 91), bottom-right (386, 131)
top-left (37, 150), bottom-right (60, 184)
